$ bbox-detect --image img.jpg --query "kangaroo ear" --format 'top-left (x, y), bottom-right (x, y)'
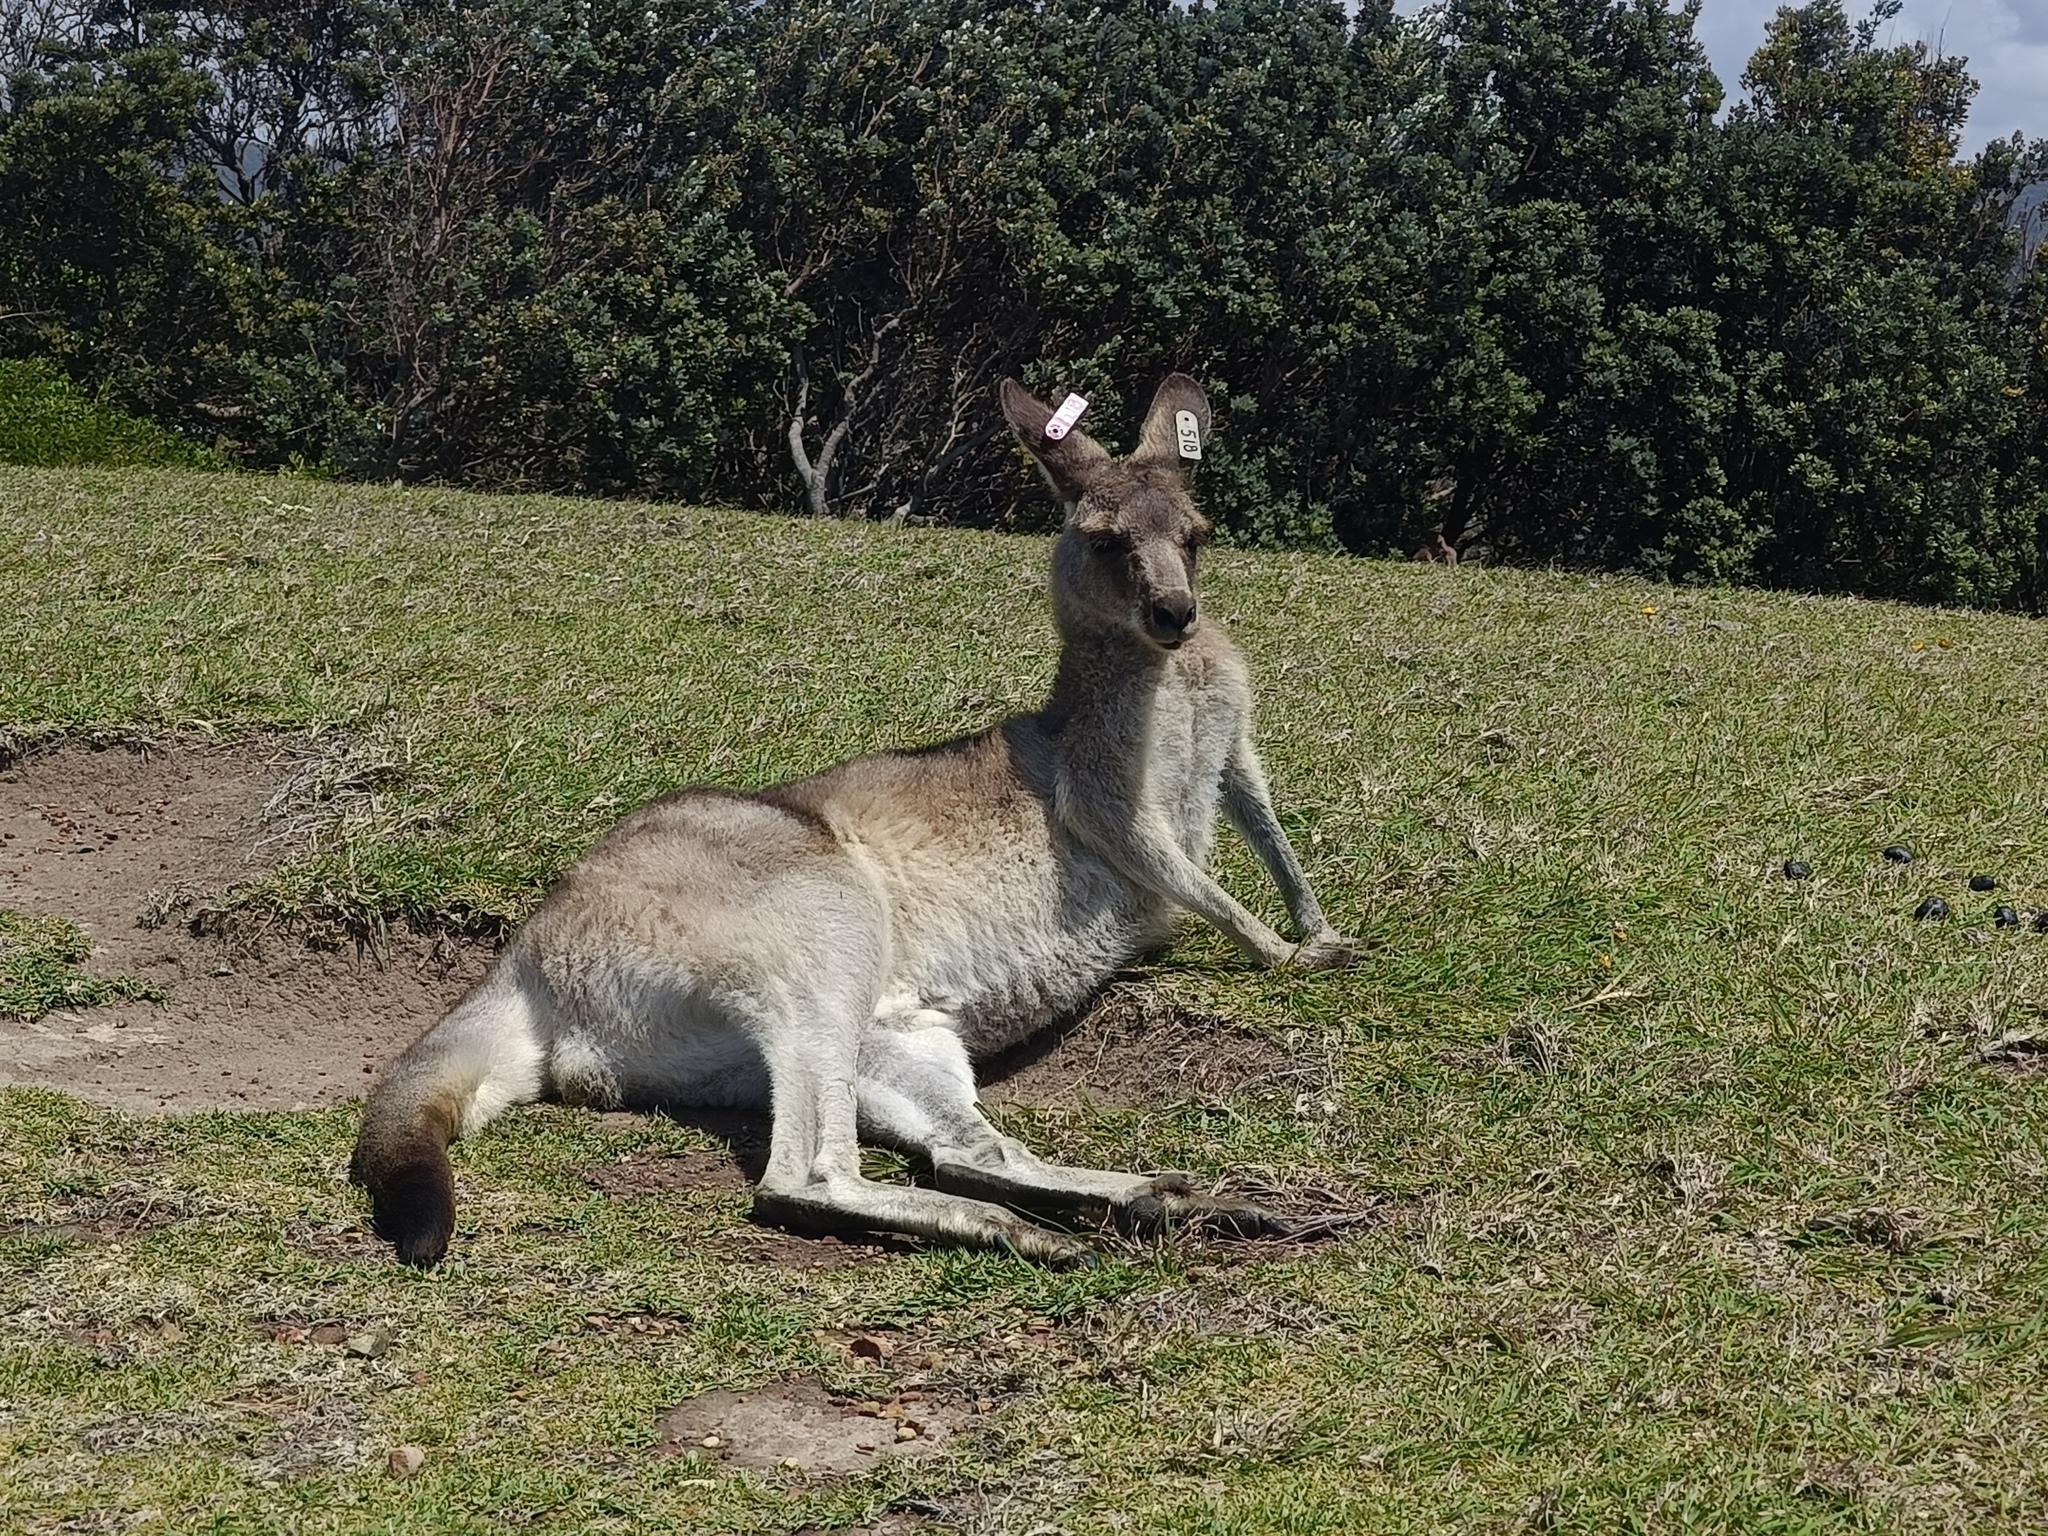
top-left (1132, 373), bottom-right (1212, 471)
top-left (999, 378), bottom-right (1111, 503)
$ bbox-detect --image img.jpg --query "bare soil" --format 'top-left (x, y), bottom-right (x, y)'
top-left (0, 738), bottom-right (490, 1113)
top-left (980, 981), bottom-right (1327, 1110)
top-left (654, 1377), bottom-right (971, 1474)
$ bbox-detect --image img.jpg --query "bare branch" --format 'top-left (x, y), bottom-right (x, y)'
top-left (788, 310), bottom-right (909, 517)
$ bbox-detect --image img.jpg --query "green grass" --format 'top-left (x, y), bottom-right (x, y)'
top-left (2, 463), bottom-right (2046, 1533)
top-left (0, 359), bottom-right (220, 471)
top-left (0, 909), bottom-right (165, 1019)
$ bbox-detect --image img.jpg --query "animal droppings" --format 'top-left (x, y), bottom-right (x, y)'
top-left (1913, 896), bottom-right (1949, 921)
top-left (1993, 906), bottom-right (2020, 929)
top-left (1969, 874), bottom-right (1998, 892)
top-left (1883, 845), bottom-right (1915, 864)
top-left (2034, 912), bottom-right (2048, 935)
top-left (1783, 860), bottom-right (1811, 880)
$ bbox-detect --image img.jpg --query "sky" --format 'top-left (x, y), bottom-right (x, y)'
top-left (1691, 0), bottom-right (2048, 148)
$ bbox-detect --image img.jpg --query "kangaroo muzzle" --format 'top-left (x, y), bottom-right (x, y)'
top-left (1145, 593), bottom-right (1198, 647)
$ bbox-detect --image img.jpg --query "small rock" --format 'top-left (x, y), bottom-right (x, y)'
top-left (386, 1445), bottom-right (426, 1480)
top-left (1969, 874), bottom-right (1998, 892)
top-left (896, 1423), bottom-right (920, 1442)
top-left (1994, 906), bottom-right (2020, 929)
top-left (345, 1323), bottom-right (392, 1359)
top-left (1782, 860), bottom-right (1811, 880)
top-left (1883, 845), bottom-right (1915, 864)
top-left (1913, 896), bottom-right (1950, 921)
top-left (699, 1435), bottom-right (721, 1449)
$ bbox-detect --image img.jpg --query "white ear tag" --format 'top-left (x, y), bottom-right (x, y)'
top-left (1044, 393), bottom-right (1089, 442)
top-left (1174, 409), bottom-right (1202, 460)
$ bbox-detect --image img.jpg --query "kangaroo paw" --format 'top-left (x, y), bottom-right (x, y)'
top-left (1287, 931), bottom-right (1363, 972)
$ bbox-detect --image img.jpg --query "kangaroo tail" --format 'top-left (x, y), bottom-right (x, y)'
top-left (350, 972), bottom-right (544, 1267)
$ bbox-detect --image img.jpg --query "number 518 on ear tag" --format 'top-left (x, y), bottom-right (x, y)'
top-left (1175, 410), bottom-right (1202, 460)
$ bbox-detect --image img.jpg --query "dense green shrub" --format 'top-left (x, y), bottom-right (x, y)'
top-left (0, 0), bottom-right (2042, 607)
top-left (0, 359), bottom-right (216, 468)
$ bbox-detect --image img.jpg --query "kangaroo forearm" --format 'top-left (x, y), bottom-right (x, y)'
top-left (1222, 774), bottom-right (1330, 937)
top-left (1083, 817), bottom-right (1293, 964)
top-left (1235, 813), bottom-right (1329, 933)
top-left (1173, 869), bottom-right (1296, 965)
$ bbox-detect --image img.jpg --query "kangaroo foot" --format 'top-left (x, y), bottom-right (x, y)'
top-left (1113, 1174), bottom-right (1295, 1240)
top-left (750, 1180), bottom-right (1098, 1268)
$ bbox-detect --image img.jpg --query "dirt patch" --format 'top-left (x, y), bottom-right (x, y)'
top-left (0, 738), bottom-right (491, 1113)
top-left (981, 982), bottom-right (1331, 1111)
top-left (704, 1224), bottom-right (920, 1271)
top-left (583, 1150), bottom-right (753, 1199)
top-left (816, 1317), bottom-right (1078, 1408)
top-left (655, 1378), bottom-right (971, 1474)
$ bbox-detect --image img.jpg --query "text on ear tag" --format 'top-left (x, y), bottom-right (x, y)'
top-left (1044, 393), bottom-right (1089, 441)
top-left (1174, 409), bottom-right (1202, 460)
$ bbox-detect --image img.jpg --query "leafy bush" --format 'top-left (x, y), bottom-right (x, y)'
top-left (0, 359), bottom-right (217, 469)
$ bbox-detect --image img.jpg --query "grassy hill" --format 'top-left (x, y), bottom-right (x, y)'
top-left (2, 465), bottom-right (2046, 1533)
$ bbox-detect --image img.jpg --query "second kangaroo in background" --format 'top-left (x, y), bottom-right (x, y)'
top-left (353, 373), bottom-right (1359, 1268)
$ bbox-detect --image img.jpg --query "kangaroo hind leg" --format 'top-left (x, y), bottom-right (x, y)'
top-left (746, 1003), bottom-right (1096, 1267)
top-left (856, 1023), bottom-right (1292, 1239)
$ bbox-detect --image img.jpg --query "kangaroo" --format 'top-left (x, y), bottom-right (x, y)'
top-left (351, 374), bottom-right (1358, 1267)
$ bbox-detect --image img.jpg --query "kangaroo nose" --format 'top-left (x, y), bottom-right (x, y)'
top-left (1151, 597), bottom-right (1196, 634)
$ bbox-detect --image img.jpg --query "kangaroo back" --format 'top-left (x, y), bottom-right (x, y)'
top-left (350, 970), bottom-right (545, 1265)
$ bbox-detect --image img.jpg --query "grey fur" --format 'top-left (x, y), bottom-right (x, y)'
top-left (353, 373), bottom-right (1358, 1266)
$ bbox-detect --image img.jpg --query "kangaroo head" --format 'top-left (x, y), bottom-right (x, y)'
top-left (1000, 373), bottom-right (1215, 651)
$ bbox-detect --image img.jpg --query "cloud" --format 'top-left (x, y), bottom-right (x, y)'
top-left (1886, 0), bottom-right (2048, 145)
top-left (1693, 0), bottom-right (2048, 148)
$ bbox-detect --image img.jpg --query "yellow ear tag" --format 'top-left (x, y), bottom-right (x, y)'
top-left (1175, 409), bottom-right (1202, 460)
